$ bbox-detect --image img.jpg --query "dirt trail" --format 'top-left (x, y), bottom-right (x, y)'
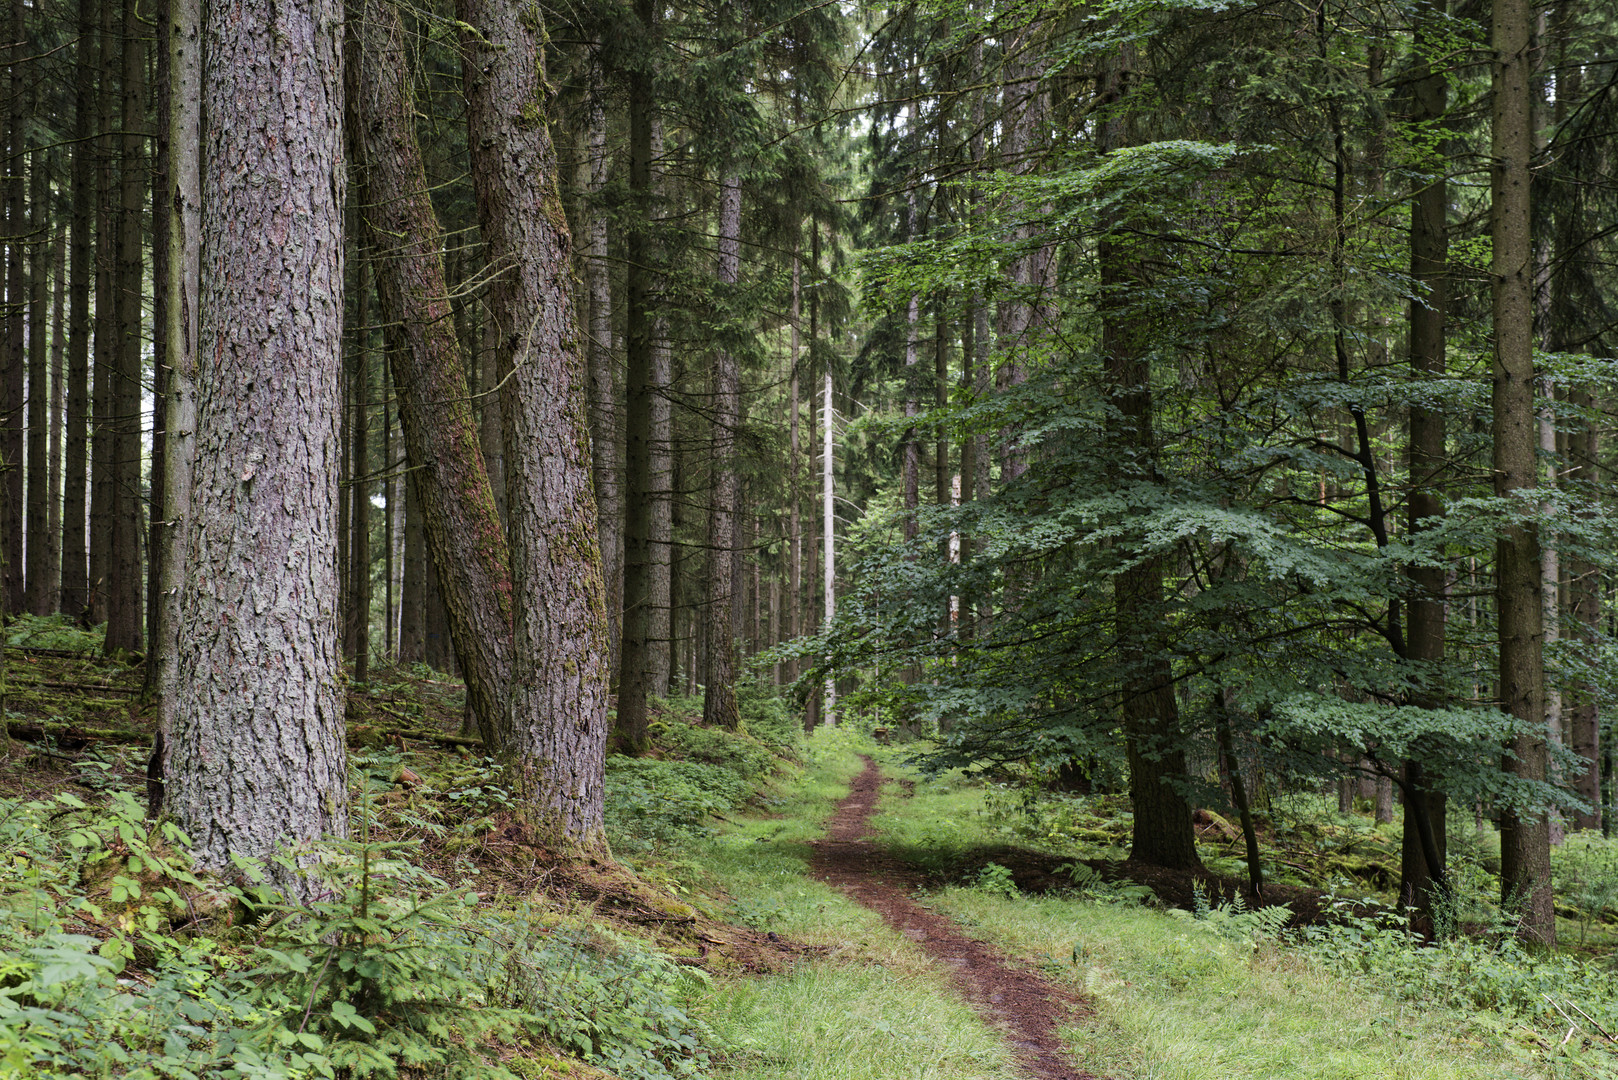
top-left (809, 757), bottom-right (1099, 1080)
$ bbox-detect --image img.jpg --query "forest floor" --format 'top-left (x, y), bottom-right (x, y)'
top-left (809, 756), bottom-right (1097, 1080)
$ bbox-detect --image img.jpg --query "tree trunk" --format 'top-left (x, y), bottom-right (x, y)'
top-left (459, 0), bottom-right (612, 854)
top-left (25, 150), bottom-right (49, 615)
top-left (703, 173), bottom-right (742, 731)
top-left (1399, 0), bottom-right (1450, 917)
top-left (1100, 45), bottom-right (1200, 872)
top-left (399, 474), bottom-right (425, 663)
top-left (61, 0), bottom-right (94, 618)
top-left (149, 0), bottom-right (200, 813)
top-left (1, 0), bottom-right (24, 613)
top-left (169, 0), bottom-right (349, 888)
top-left (1491, 0), bottom-right (1554, 943)
top-left (88, 0), bottom-right (119, 629)
top-left (345, 0), bottom-right (516, 745)
top-left (345, 252), bottom-right (371, 683)
top-left (619, 27), bottom-right (673, 749)
top-left (585, 57), bottom-right (622, 688)
top-left (105, 0), bottom-right (146, 655)
top-left (45, 222), bottom-right (63, 612)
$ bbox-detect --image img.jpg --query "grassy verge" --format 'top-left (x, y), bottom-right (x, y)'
top-left (871, 757), bottom-right (1543, 1080)
top-left (692, 730), bottom-right (1020, 1080)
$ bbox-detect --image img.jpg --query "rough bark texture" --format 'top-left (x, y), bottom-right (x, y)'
top-left (2, 0), bottom-right (24, 613)
top-left (169, 0), bottom-right (349, 887)
top-left (88, 0), bottom-right (117, 627)
top-left (460, 0), bottom-right (611, 854)
top-left (1491, 0), bottom-right (1553, 942)
top-left (346, 0), bottom-right (515, 745)
top-left (702, 173), bottom-right (742, 731)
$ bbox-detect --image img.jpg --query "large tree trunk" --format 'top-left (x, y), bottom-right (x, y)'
top-left (460, 0), bottom-right (611, 854)
top-left (345, 0), bottom-right (515, 744)
top-left (105, 0), bottom-right (146, 655)
top-left (88, 0), bottom-right (117, 628)
top-left (169, 0), bottom-right (349, 889)
top-left (1491, 0), bottom-right (1554, 943)
top-left (702, 173), bottom-right (742, 731)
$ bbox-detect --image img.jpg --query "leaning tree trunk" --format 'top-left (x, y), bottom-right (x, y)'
top-left (1492, 0), bottom-right (1554, 943)
top-left (460, 0), bottom-right (611, 854)
top-left (345, 0), bottom-right (515, 745)
top-left (702, 172), bottom-right (742, 731)
top-left (168, 0), bottom-right (349, 891)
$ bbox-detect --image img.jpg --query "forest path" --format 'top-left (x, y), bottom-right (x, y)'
top-left (808, 757), bottom-right (1101, 1080)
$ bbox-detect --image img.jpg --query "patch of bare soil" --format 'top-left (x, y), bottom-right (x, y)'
top-left (810, 758), bottom-right (1100, 1080)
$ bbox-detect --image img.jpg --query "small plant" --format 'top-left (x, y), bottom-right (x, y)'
top-left (970, 862), bottom-right (1020, 898)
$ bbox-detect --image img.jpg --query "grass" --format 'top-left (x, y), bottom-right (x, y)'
top-left (930, 889), bottom-right (1536, 1080)
top-left (692, 730), bottom-right (1020, 1080)
top-left (866, 754), bottom-right (1544, 1079)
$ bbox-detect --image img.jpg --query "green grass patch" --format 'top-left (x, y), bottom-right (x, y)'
top-left (927, 888), bottom-right (1537, 1080)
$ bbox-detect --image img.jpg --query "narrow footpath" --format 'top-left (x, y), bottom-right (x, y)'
top-left (808, 757), bottom-right (1100, 1080)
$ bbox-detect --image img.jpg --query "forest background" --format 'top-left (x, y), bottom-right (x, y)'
top-left (0, 0), bottom-right (1612, 955)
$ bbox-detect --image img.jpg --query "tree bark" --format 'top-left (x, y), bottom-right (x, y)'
top-left (584, 57), bottom-right (622, 688)
top-left (46, 222), bottom-right (63, 613)
top-left (619, 21), bottom-right (673, 750)
top-left (1491, 0), bottom-right (1554, 942)
top-left (346, 0), bottom-right (516, 745)
top-left (702, 172), bottom-right (742, 731)
top-left (105, 0), bottom-right (147, 655)
top-left (61, 0), bottom-right (94, 618)
top-left (1399, 0), bottom-right (1451, 917)
top-left (25, 150), bottom-right (50, 615)
top-left (459, 0), bottom-right (612, 854)
top-left (345, 252), bottom-right (371, 682)
top-left (169, 0), bottom-right (349, 887)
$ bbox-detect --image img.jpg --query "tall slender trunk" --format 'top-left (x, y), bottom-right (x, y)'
top-left (619, 20), bottom-right (673, 750)
top-left (1492, 0), bottom-right (1553, 942)
top-left (1100, 44), bottom-right (1199, 871)
top-left (703, 173), bottom-right (742, 730)
top-left (25, 150), bottom-right (50, 614)
top-left (105, 0), bottom-right (147, 654)
top-left (399, 474), bottom-right (425, 662)
top-left (2, 0), bottom-right (26, 612)
top-left (88, 0), bottom-right (117, 628)
top-left (345, 253), bottom-right (371, 682)
top-left (46, 223), bottom-right (64, 612)
top-left (346, 0), bottom-right (516, 744)
top-left (459, 0), bottom-right (611, 853)
top-left (1400, 0), bottom-right (1451, 914)
top-left (150, 0), bottom-right (199, 806)
top-left (61, 0), bottom-right (94, 618)
top-left (787, 254), bottom-right (801, 677)
top-left (585, 57), bottom-right (622, 687)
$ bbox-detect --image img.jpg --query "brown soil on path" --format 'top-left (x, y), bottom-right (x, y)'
top-left (809, 757), bottom-right (1101, 1080)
